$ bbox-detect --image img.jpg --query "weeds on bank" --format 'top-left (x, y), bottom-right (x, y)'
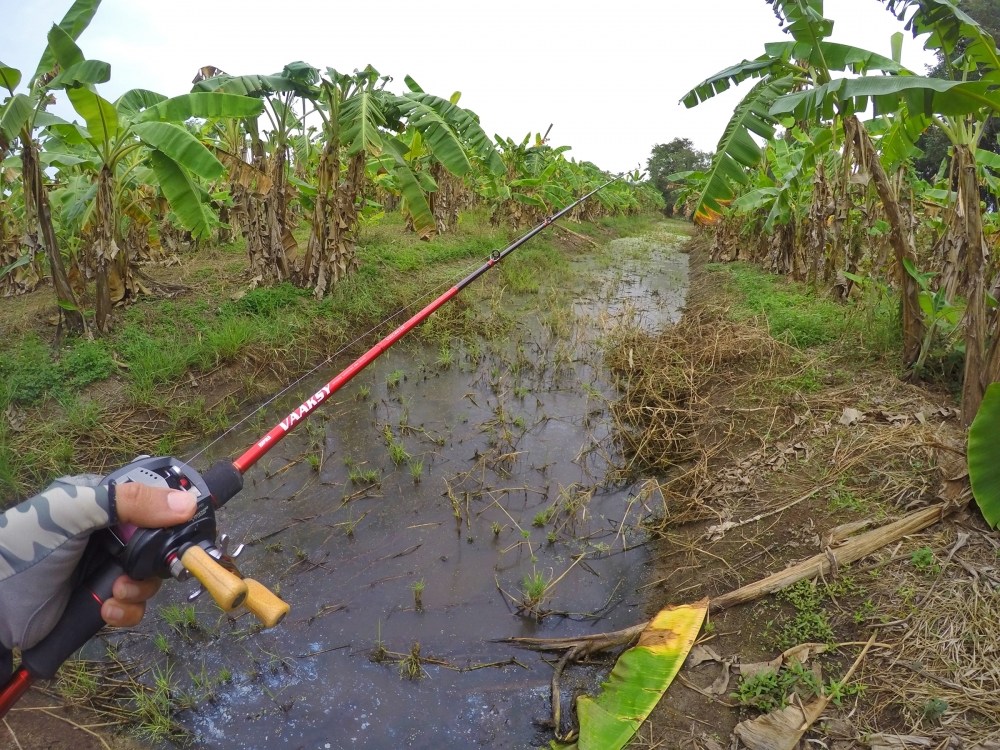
top-left (713, 263), bottom-right (899, 357)
top-left (732, 659), bottom-right (863, 714)
top-left (54, 657), bottom-right (189, 744)
top-left (772, 580), bottom-right (836, 649)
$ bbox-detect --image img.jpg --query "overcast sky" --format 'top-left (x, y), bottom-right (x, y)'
top-left (1, 0), bottom-right (937, 174)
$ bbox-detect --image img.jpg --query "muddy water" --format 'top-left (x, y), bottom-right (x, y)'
top-left (127, 227), bottom-right (688, 749)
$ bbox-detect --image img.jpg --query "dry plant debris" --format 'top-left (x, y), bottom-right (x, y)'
top-left (595, 241), bottom-right (982, 749)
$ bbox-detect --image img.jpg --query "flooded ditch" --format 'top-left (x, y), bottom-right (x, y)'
top-left (116, 226), bottom-right (689, 749)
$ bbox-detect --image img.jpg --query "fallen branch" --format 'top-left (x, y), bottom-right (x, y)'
top-left (710, 502), bottom-right (961, 612)
top-left (503, 502), bottom-right (963, 653)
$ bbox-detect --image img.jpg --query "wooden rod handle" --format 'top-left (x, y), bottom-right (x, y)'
top-left (243, 579), bottom-right (290, 628)
top-left (181, 546), bottom-right (248, 611)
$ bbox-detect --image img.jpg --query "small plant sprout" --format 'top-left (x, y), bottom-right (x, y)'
top-left (491, 521), bottom-right (503, 536)
top-left (370, 622), bottom-right (388, 664)
top-left (910, 546), bottom-right (941, 575)
top-left (519, 568), bottom-right (551, 619)
top-left (409, 459), bottom-right (424, 483)
top-left (306, 453), bottom-right (321, 471)
top-left (160, 603), bottom-right (199, 635)
top-left (388, 440), bottom-right (410, 466)
top-left (386, 369), bottom-right (405, 389)
top-left (356, 384), bottom-right (371, 400)
top-left (411, 579), bottom-right (425, 611)
top-left (344, 515), bottom-right (362, 538)
top-left (532, 506), bottom-right (554, 527)
top-left (437, 344), bottom-right (454, 368)
top-left (349, 466), bottom-right (380, 485)
top-left (153, 632), bottom-right (171, 655)
top-left (399, 642), bottom-right (425, 680)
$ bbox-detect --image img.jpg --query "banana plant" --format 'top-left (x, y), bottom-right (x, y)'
top-left (772, 0), bottom-right (1000, 421)
top-left (679, 0), bottom-right (927, 369)
top-left (0, 0), bottom-right (105, 329)
top-left (39, 29), bottom-right (262, 331)
top-left (393, 78), bottom-right (504, 235)
top-left (193, 63), bottom-right (315, 284)
top-left (876, 0), bottom-right (1000, 423)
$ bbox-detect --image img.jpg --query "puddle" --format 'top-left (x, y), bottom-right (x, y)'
top-left (119, 226), bottom-right (689, 749)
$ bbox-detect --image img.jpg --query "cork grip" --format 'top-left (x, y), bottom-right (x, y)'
top-left (181, 545), bottom-right (248, 610)
top-left (243, 579), bottom-right (291, 628)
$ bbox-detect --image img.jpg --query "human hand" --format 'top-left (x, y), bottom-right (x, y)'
top-left (99, 482), bottom-right (197, 627)
top-left (0, 478), bottom-right (196, 652)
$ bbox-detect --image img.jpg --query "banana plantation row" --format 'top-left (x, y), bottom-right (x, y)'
top-left (0, 0), bottom-right (660, 336)
top-left (677, 0), bottom-right (1000, 426)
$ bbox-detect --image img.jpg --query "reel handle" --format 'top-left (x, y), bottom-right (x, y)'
top-left (180, 545), bottom-right (247, 610)
top-left (243, 579), bottom-right (290, 628)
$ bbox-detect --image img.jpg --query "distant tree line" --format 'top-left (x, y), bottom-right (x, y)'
top-left (645, 138), bottom-right (712, 217)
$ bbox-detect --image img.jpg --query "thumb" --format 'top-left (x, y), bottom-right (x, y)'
top-left (114, 483), bottom-right (198, 528)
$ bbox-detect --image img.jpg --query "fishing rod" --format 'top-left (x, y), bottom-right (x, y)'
top-left (0, 174), bottom-right (620, 718)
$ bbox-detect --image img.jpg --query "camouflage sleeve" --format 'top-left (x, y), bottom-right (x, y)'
top-left (0, 476), bottom-right (113, 652)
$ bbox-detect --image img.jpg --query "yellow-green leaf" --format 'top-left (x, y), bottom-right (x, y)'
top-left (559, 599), bottom-right (708, 750)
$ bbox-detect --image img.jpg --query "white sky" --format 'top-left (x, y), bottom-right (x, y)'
top-left (1, 0), bottom-right (937, 174)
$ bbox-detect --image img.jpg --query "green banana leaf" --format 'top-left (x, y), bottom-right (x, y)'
top-left (32, 0), bottom-right (101, 84)
top-left (556, 598), bottom-right (709, 750)
top-left (771, 76), bottom-right (1000, 123)
top-left (395, 97), bottom-right (471, 176)
top-left (403, 76), bottom-right (504, 175)
top-left (135, 92), bottom-right (263, 123)
top-left (50, 58), bottom-right (110, 88)
top-left (688, 76), bottom-right (793, 224)
top-left (132, 121), bottom-right (223, 180)
top-left (968, 382), bottom-right (1000, 528)
top-left (148, 149), bottom-right (215, 238)
top-left (0, 62), bottom-right (22, 93)
top-left (376, 140), bottom-right (434, 234)
top-left (66, 86), bottom-right (119, 144)
top-left (341, 89), bottom-right (386, 157)
top-left (116, 89), bottom-right (168, 118)
top-left (45, 24), bottom-right (85, 72)
top-left (1, 93), bottom-right (32, 143)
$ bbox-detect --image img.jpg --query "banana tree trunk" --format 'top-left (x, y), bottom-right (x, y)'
top-left (844, 115), bottom-right (923, 370)
top-left (954, 145), bottom-right (993, 425)
top-left (428, 162), bottom-right (460, 234)
top-left (244, 141), bottom-right (290, 283)
top-left (22, 139), bottom-right (86, 332)
top-left (301, 148), bottom-right (364, 298)
top-left (806, 162), bottom-right (829, 288)
top-left (93, 166), bottom-right (119, 332)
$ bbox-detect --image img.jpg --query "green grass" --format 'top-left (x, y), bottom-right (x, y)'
top-left (0, 335), bottom-right (114, 408)
top-left (711, 263), bottom-right (900, 355)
